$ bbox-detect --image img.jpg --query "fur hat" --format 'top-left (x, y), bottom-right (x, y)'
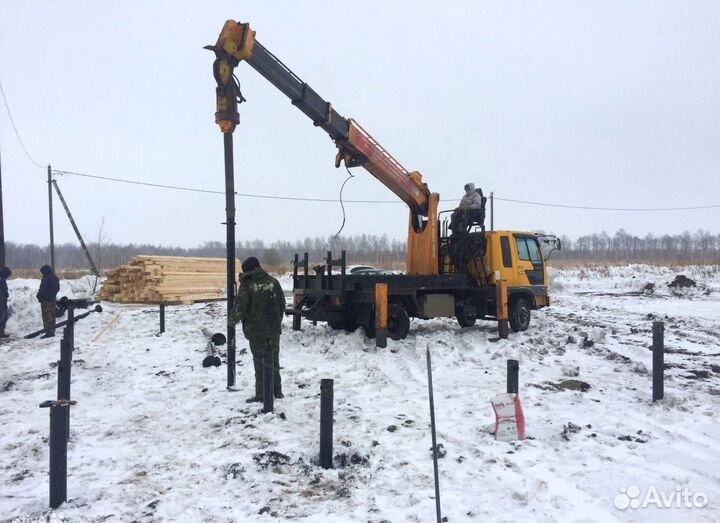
top-left (464, 182), bottom-right (475, 193)
top-left (241, 257), bottom-right (261, 273)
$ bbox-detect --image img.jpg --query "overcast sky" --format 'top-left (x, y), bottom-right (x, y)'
top-left (1, 1), bottom-right (719, 248)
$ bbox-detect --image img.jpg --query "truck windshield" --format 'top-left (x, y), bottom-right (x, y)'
top-left (516, 237), bottom-right (542, 263)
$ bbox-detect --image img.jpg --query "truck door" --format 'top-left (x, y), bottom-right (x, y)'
top-left (494, 234), bottom-right (515, 282)
top-left (514, 235), bottom-right (545, 285)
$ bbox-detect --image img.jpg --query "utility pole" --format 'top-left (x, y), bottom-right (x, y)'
top-left (47, 165), bottom-right (55, 271)
top-left (51, 180), bottom-right (100, 276)
top-left (490, 192), bottom-right (494, 232)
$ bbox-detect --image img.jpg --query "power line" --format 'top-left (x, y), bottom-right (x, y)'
top-left (0, 80), bottom-right (44, 168)
top-left (55, 169), bottom-right (226, 195)
top-left (53, 169), bottom-right (402, 203)
top-left (494, 196), bottom-right (720, 212)
top-left (0, 78), bottom-right (717, 213)
top-left (54, 169), bottom-right (720, 212)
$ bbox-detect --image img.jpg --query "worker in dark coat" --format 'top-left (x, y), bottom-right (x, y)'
top-left (0, 267), bottom-right (11, 338)
top-left (37, 265), bottom-right (60, 338)
top-left (228, 257), bottom-right (286, 403)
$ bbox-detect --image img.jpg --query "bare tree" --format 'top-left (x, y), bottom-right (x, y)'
top-left (90, 217), bottom-right (110, 294)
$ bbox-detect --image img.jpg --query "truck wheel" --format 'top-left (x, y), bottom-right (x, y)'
top-left (509, 297), bottom-right (531, 332)
top-left (455, 303), bottom-right (477, 328)
top-left (387, 304), bottom-right (410, 340)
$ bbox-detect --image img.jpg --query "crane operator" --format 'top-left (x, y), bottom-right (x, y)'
top-left (450, 183), bottom-right (484, 235)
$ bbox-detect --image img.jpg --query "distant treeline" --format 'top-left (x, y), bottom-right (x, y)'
top-left (5, 234), bottom-right (407, 271)
top-left (5, 229), bottom-right (720, 270)
top-left (552, 229), bottom-right (720, 264)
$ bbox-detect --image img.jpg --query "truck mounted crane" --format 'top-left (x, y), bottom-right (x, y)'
top-left (207, 20), bottom-right (559, 340)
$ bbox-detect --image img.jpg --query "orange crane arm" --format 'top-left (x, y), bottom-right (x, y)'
top-left (206, 20), bottom-right (431, 216)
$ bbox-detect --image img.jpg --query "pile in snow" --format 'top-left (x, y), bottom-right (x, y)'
top-left (99, 255), bottom-right (238, 304)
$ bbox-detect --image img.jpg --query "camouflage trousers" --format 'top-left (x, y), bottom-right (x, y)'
top-left (0, 302), bottom-right (7, 335)
top-left (41, 301), bottom-right (56, 336)
top-left (247, 334), bottom-right (281, 397)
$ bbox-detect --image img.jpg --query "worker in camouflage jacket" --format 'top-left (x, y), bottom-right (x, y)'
top-left (229, 257), bottom-right (286, 403)
top-left (37, 265), bottom-right (60, 338)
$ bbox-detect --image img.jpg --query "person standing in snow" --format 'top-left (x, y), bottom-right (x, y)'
top-left (36, 265), bottom-right (60, 338)
top-left (450, 182), bottom-right (485, 234)
top-left (228, 257), bottom-right (286, 403)
top-left (0, 267), bottom-right (12, 338)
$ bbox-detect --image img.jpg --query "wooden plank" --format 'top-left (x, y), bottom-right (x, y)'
top-left (100, 254), bottom-right (236, 305)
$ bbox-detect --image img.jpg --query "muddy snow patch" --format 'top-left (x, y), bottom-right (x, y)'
top-left (668, 274), bottom-right (696, 288)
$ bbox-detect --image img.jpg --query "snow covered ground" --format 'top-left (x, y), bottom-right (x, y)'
top-left (1, 265), bottom-right (719, 523)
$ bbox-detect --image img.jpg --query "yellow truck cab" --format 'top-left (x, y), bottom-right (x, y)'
top-left (482, 231), bottom-right (551, 330)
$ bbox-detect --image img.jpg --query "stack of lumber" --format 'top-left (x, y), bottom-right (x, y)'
top-left (100, 255), bottom-right (238, 304)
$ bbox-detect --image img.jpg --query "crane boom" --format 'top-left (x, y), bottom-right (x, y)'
top-left (207, 21), bottom-right (431, 216)
top-left (208, 20), bottom-right (440, 275)
top-left (246, 41), bottom-right (350, 141)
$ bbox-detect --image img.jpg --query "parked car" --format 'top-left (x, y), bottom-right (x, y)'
top-left (346, 265), bottom-right (401, 275)
top-left (347, 265), bottom-right (378, 274)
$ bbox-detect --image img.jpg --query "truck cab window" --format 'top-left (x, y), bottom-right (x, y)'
top-left (500, 236), bottom-right (512, 268)
top-left (526, 238), bottom-right (542, 263)
top-left (516, 237), bottom-right (530, 261)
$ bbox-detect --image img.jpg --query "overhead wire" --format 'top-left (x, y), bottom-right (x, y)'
top-left (53, 168), bottom-right (400, 203)
top-left (53, 169), bottom-right (720, 212)
top-left (0, 79), bottom-right (44, 168)
top-left (54, 169), bottom-right (227, 196)
top-left (493, 196), bottom-right (720, 212)
top-left (1, 76), bottom-right (717, 213)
